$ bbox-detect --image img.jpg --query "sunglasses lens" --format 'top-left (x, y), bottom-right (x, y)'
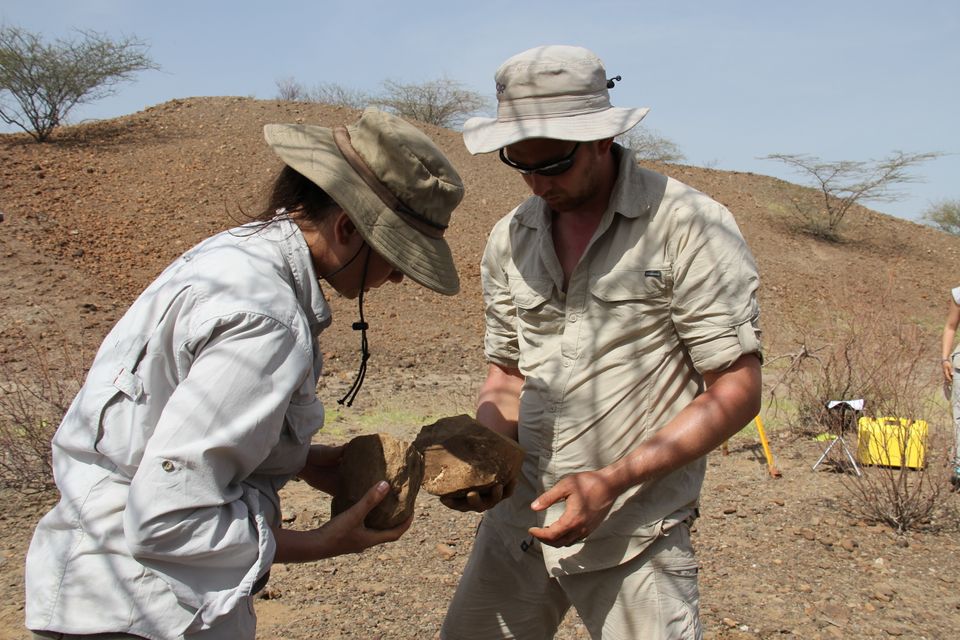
top-left (533, 160), bottom-right (572, 177)
top-left (500, 143), bottom-right (579, 176)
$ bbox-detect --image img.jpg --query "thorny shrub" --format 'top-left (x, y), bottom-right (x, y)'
top-left (766, 309), bottom-right (957, 532)
top-left (0, 321), bottom-right (86, 492)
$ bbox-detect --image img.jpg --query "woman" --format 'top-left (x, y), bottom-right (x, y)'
top-left (941, 286), bottom-right (960, 488)
top-left (25, 108), bottom-right (464, 639)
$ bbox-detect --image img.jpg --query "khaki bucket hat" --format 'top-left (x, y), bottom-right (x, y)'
top-left (264, 108), bottom-right (464, 295)
top-left (462, 45), bottom-right (650, 154)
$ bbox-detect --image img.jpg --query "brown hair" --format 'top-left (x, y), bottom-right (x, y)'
top-left (253, 164), bottom-right (341, 226)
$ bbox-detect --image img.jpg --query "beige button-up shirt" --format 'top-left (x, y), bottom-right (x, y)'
top-left (480, 146), bottom-right (761, 576)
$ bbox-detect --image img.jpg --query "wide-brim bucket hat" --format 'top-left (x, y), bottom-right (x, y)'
top-left (264, 108), bottom-right (464, 295)
top-left (463, 45), bottom-right (650, 154)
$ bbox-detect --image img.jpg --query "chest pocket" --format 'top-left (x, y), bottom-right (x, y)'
top-left (509, 276), bottom-right (562, 340)
top-left (587, 268), bottom-right (675, 360)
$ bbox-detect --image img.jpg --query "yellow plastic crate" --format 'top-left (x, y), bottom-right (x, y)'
top-left (856, 416), bottom-right (927, 469)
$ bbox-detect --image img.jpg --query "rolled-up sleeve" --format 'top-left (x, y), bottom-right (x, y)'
top-left (481, 224), bottom-right (521, 367)
top-left (123, 311), bottom-right (311, 628)
top-left (669, 199), bottom-right (762, 373)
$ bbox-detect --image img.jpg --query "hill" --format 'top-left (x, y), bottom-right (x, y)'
top-left (3, 97), bottom-right (959, 387)
top-left (2, 98), bottom-right (960, 639)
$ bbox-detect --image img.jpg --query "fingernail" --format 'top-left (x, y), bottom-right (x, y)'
top-left (376, 481), bottom-right (389, 492)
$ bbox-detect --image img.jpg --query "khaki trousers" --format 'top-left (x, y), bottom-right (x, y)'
top-left (442, 518), bottom-right (702, 640)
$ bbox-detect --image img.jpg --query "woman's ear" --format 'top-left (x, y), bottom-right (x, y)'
top-left (331, 209), bottom-right (360, 246)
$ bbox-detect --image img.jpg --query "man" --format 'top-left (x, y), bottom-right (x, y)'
top-left (940, 286), bottom-right (960, 488)
top-left (441, 46), bottom-right (762, 640)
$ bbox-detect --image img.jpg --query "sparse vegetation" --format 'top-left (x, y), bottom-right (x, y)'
top-left (762, 151), bottom-right (941, 241)
top-left (616, 126), bottom-right (686, 163)
top-left (274, 75), bottom-right (488, 129)
top-left (0, 322), bottom-right (86, 491)
top-left (766, 301), bottom-right (954, 532)
top-left (0, 25), bottom-right (158, 142)
top-left (374, 76), bottom-right (488, 129)
top-left (922, 198), bottom-right (960, 236)
top-left (275, 77), bottom-right (369, 109)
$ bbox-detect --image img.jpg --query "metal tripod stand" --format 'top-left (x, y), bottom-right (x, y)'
top-left (812, 400), bottom-right (862, 476)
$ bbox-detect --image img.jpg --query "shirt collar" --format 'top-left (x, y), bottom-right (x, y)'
top-left (269, 218), bottom-right (332, 337)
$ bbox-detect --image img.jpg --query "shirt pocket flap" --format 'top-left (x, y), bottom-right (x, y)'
top-left (510, 277), bottom-right (552, 310)
top-left (590, 268), bottom-right (671, 303)
top-left (283, 398), bottom-right (324, 445)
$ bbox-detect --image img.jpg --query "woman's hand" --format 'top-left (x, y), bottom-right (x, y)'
top-left (273, 481), bottom-right (412, 563)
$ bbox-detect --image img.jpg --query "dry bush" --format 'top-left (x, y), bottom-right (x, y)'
top-left (845, 416), bottom-right (954, 533)
top-left (0, 321), bottom-right (86, 492)
top-left (767, 306), bottom-right (956, 532)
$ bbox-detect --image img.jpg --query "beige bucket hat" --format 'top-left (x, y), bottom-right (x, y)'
top-left (264, 108), bottom-right (464, 295)
top-left (462, 45), bottom-right (650, 154)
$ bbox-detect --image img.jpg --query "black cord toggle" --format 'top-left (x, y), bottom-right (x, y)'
top-left (606, 75), bottom-right (622, 89)
top-left (338, 247), bottom-right (372, 407)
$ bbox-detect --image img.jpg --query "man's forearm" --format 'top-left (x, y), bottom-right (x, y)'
top-left (601, 354), bottom-right (762, 494)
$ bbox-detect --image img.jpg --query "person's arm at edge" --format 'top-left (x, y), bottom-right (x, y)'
top-left (941, 296), bottom-right (960, 383)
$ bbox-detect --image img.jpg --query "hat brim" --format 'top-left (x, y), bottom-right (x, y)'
top-left (462, 107), bottom-right (650, 154)
top-left (264, 124), bottom-right (460, 296)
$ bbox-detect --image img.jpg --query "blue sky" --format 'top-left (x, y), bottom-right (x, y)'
top-left (2, 0), bottom-right (957, 222)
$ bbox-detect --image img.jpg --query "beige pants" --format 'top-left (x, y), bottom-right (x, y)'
top-left (442, 519), bottom-right (702, 640)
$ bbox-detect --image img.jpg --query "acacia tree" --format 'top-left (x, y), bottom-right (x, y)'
top-left (762, 151), bottom-right (941, 241)
top-left (0, 25), bottom-right (158, 142)
top-left (922, 199), bottom-right (960, 236)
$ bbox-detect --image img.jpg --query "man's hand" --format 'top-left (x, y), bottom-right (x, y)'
top-left (296, 443), bottom-right (344, 495)
top-left (528, 470), bottom-right (618, 547)
top-left (439, 478), bottom-right (516, 513)
top-left (943, 359), bottom-right (954, 384)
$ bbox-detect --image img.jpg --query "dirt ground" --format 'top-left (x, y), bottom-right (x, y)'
top-left (2, 98), bottom-right (960, 638)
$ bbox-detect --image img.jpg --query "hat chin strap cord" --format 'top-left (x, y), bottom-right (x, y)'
top-left (338, 245), bottom-right (371, 407)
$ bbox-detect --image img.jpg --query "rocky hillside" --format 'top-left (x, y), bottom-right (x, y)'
top-left (2, 96), bottom-right (958, 385)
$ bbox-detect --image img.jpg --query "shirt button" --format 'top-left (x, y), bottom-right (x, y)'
top-left (568, 314), bottom-right (579, 323)
top-left (161, 460), bottom-right (175, 472)
top-left (562, 359), bottom-right (571, 368)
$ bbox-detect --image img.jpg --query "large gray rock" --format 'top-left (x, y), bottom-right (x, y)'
top-left (331, 433), bottom-right (423, 530)
top-left (413, 414), bottom-right (525, 498)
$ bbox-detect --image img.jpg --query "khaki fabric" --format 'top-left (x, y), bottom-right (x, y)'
top-left (479, 145), bottom-right (761, 575)
top-left (442, 519), bottom-right (702, 640)
top-left (265, 108), bottom-right (464, 295)
top-left (462, 45), bottom-right (649, 154)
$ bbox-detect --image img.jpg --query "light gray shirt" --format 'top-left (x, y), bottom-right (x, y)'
top-left (25, 219), bottom-right (330, 639)
top-left (480, 146), bottom-right (762, 576)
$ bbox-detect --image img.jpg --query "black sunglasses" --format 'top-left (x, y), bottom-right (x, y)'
top-left (499, 142), bottom-right (580, 177)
